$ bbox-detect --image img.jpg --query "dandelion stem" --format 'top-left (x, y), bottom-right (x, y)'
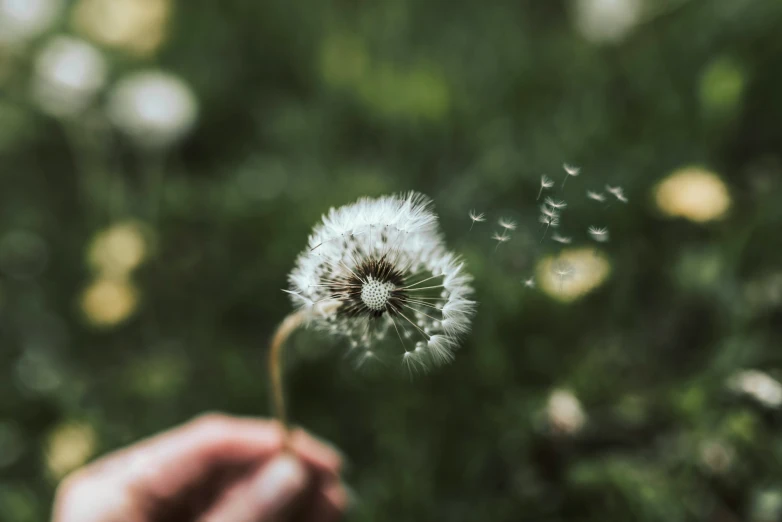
top-left (268, 309), bottom-right (308, 446)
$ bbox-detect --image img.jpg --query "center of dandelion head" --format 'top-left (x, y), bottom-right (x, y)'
top-left (360, 277), bottom-right (396, 312)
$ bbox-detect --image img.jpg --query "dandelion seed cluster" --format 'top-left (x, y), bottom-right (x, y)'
top-left (470, 162), bottom-right (628, 299)
top-left (288, 192), bottom-right (475, 371)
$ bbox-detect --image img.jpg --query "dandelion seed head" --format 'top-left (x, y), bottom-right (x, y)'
top-left (540, 175), bottom-right (554, 188)
top-left (288, 192), bottom-right (475, 370)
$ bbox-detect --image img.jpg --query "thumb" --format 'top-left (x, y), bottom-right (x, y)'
top-left (198, 454), bottom-right (309, 522)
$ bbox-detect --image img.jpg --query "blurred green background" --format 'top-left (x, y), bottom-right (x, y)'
top-left (3, 0), bottom-right (782, 520)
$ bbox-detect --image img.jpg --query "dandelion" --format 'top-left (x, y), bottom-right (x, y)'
top-left (586, 190), bottom-right (606, 202)
top-left (544, 197), bottom-right (568, 210)
top-left (468, 210), bottom-right (486, 231)
top-left (276, 193), bottom-right (475, 431)
top-left (492, 230), bottom-right (511, 251)
top-left (552, 233), bottom-right (572, 244)
top-left (562, 163), bottom-right (580, 188)
top-left (537, 175), bottom-right (554, 200)
top-left (498, 217), bottom-right (517, 231)
top-left (523, 277), bottom-right (535, 288)
top-left (587, 226), bottom-right (609, 242)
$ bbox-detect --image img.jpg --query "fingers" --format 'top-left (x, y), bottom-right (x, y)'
top-left (85, 414), bottom-right (342, 500)
top-left (292, 478), bottom-right (350, 522)
top-left (197, 454), bottom-right (308, 522)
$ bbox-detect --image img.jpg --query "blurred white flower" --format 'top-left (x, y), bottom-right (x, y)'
top-left (0, 0), bottom-right (61, 46)
top-left (87, 220), bottom-right (150, 278)
top-left (572, 0), bottom-right (644, 44)
top-left (536, 247), bottom-right (611, 303)
top-left (45, 421), bottom-right (97, 479)
top-left (546, 388), bottom-right (586, 435)
top-left (32, 36), bottom-right (107, 117)
top-left (698, 439), bottom-right (735, 475)
top-left (107, 70), bottom-right (198, 149)
top-left (728, 369), bottom-right (782, 408)
top-left (654, 166), bottom-right (731, 223)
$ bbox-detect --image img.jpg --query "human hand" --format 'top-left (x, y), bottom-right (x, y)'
top-left (52, 414), bottom-right (347, 522)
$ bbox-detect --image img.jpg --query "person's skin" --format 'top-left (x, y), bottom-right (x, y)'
top-left (52, 413), bottom-right (348, 522)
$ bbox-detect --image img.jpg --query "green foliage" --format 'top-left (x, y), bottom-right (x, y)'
top-left (2, 1), bottom-right (782, 521)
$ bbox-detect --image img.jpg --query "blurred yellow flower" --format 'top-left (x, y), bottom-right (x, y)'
top-left (87, 221), bottom-right (149, 277)
top-left (654, 166), bottom-right (731, 223)
top-left (536, 247), bottom-right (611, 302)
top-left (45, 421), bottom-right (97, 480)
top-left (80, 277), bottom-right (139, 327)
top-left (72, 0), bottom-right (171, 56)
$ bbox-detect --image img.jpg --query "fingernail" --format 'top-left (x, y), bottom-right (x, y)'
top-left (253, 455), bottom-right (307, 509)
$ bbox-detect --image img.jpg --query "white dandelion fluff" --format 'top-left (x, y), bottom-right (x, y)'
top-left (539, 214), bottom-right (560, 242)
top-left (498, 217), bottom-right (517, 231)
top-left (492, 230), bottom-right (511, 251)
top-left (586, 190), bottom-right (606, 202)
top-left (544, 197), bottom-right (568, 210)
top-left (537, 175), bottom-right (554, 200)
top-left (287, 192), bottom-right (475, 370)
top-left (562, 163), bottom-right (580, 188)
top-left (587, 226), bottom-right (609, 242)
top-left (551, 233), bottom-right (572, 244)
top-left (468, 209), bottom-right (486, 231)
top-left (523, 277), bottom-right (535, 288)
top-left (540, 205), bottom-right (560, 219)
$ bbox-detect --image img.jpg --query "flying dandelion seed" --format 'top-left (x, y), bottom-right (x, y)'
top-left (275, 193), bottom-right (476, 431)
top-left (468, 209), bottom-right (486, 231)
top-left (539, 214), bottom-right (560, 242)
top-left (552, 233), bottom-right (572, 244)
top-left (562, 163), bottom-right (580, 188)
top-left (492, 230), bottom-right (511, 251)
top-left (586, 190), bottom-right (606, 202)
top-left (587, 226), bottom-right (609, 242)
top-left (605, 185), bottom-right (628, 203)
top-left (498, 218), bottom-right (517, 231)
top-left (544, 197), bottom-right (568, 210)
top-left (523, 277), bottom-right (535, 288)
top-left (551, 259), bottom-right (575, 292)
top-left (540, 205), bottom-right (560, 219)
top-left (537, 175), bottom-right (554, 200)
